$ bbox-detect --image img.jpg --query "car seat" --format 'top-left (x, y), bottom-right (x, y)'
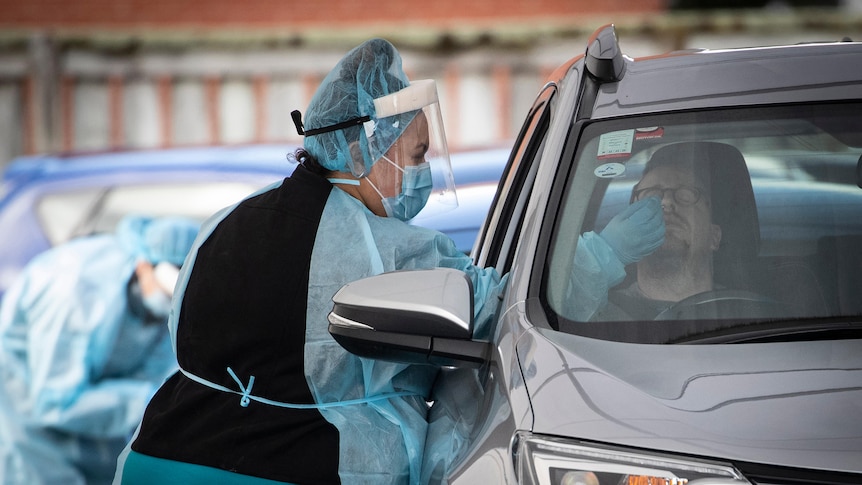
top-left (699, 142), bottom-right (829, 316)
top-left (818, 235), bottom-right (862, 316)
top-left (698, 142), bottom-right (761, 289)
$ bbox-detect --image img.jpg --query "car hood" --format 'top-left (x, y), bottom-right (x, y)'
top-left (519, 327), bottom-right (862, 473)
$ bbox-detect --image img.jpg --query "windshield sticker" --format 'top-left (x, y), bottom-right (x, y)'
top-left (635, 126), bottom-right (665, 140)
top-left (594, 162), bottom-right (626, 178)
top-left (597, 129), bottom-right (634, 159)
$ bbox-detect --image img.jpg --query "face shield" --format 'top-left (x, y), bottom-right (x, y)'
top-left (363, 79), bottom-right (457, 220)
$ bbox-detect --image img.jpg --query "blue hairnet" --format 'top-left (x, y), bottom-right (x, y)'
top-left (303, 38), bottom-right (418, 176)
top-left (116, 215), bottom-right (199, 266)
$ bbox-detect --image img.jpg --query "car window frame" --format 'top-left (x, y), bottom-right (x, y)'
top-left (475, 82), bottom-right (556, 274)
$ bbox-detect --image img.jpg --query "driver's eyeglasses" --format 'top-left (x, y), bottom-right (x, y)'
top-left (633, 185), bottom-right (704, 206)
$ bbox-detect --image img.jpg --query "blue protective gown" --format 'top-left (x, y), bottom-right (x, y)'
top-left (306, 188), bottom-right (503, 484)
top-left (0, 235), bottom-right (178, 485)
top-left (118, 167), bottom-right (504, 485)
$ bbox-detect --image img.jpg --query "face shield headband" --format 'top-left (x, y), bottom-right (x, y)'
top-left (291, 111), bottom-right (370, 137)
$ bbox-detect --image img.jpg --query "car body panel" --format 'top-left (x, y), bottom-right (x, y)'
top-left (593, 43), bottom-right (862, 120)
top-left (521, 327), bottom-right (862, 473)
top-left (446, 300), bottom-right (533, 485)
top-left (510, 31), bottom-right (862, 480)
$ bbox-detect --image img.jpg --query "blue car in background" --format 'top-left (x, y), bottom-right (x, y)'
top-left (0, 145), bottom-right (299, 298)
top-left (0, 144), bottom-right (508, 299)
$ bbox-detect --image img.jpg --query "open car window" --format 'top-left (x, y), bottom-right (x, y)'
top-left (545, 102), bottom-right (862, 343)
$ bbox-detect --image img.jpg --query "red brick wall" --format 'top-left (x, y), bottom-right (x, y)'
top-left (0, 0), bottom-right (664, 28)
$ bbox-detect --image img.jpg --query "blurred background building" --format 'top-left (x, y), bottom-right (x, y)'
top-left (0, 0), bottom-right (861, 168)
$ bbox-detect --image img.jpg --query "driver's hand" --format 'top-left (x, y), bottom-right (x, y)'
top-left (599, 196), bottom-right (665, 265)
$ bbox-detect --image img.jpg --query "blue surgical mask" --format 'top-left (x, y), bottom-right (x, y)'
top-left (368, 157), bottom-right (433, 221)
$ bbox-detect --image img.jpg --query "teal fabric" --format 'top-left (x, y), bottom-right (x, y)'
top-left (598, 196), bottom-right (664, 266)
top-left (116, 214), bottom-right (201, 266)
top-left (304, 188), bottom-right (503, 484)
top-left (564, 197), bottom-right (665, 321)
top-left (121, 451), bottom-right (297, 485)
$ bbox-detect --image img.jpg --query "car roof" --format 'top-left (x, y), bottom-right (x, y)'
top-left (3, 144), bottom-right (300, 183)
top-left (589, 39), bottom-right (862, 119)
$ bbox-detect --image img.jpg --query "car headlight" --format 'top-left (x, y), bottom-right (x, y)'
top-left (515, 432), bottom-right (752, 485)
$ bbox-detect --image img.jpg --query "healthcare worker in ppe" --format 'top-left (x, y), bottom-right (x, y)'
top-left (115, 38), bottom-right (505, 485)
top-left (0, 214), bottom-right (199, 485)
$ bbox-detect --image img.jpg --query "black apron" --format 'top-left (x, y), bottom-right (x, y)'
top-left (133, 166), bottom-right (342, 484)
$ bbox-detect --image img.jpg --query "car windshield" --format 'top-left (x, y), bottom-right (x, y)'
top-left (545, 102), bottom-right (862, 343)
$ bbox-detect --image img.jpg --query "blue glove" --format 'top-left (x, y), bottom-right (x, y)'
top-left (599, 196), bottom-right (665, 265)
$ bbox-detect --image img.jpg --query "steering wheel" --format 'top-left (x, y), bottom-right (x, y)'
top-left (653, 289), bottom-right (788, 321)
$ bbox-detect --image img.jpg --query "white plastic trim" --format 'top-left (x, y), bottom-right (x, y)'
top-left (373, 79), bottom-right (439, 118)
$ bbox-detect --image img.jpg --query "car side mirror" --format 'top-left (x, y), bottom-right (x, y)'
top-left (327, 268), bottom-right (490, 367)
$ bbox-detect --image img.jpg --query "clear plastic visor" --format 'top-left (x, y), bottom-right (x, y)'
top-left (364, 80), bottom-right (457, 218)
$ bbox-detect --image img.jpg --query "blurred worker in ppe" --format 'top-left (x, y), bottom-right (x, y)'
top-left (115, 38), bottom-right (506, 485)
top-left (0, 214), bottom-right (200, 485)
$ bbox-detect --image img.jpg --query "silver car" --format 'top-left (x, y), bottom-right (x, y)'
top-left (329, 25), bottom-right (862, 484)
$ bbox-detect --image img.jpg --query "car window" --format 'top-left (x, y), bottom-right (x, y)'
top-left (36, 189), bottom-right (105, 246)
top-left (545, 102), bottom-right (862, 343)
top-left (476, 83), bottom-right (555, 272)
top-left (37, 181), bottom-right (266, 245)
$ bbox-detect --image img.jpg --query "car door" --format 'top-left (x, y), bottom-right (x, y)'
top-left (442, 74), bottom-right (565, 484)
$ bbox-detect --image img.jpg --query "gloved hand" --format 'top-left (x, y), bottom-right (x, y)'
top-left (599, 196), bottom-right (665, 265)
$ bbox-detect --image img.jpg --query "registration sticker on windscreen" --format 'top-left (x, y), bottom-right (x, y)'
top-left (635, 126), bottom-right (664, 140)
top-left (597, 129), bottom-right (634, 160)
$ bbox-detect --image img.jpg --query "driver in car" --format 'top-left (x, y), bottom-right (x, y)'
top-left (568, 142), bottom-right (727, 321)
top-left (608, 144), bottom-right (725, 319)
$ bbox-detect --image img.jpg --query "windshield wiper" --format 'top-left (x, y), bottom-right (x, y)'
top-left (676, 317), bottom-right (862, 344)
